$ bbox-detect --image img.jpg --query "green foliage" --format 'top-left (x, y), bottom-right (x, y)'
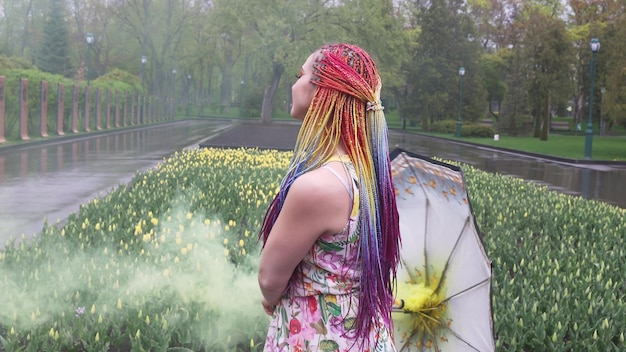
top-left (0, 55), bottom-right (35, 70)
top-left (461, 124), bottom-right (495, 137)
top-left (242, 90), bottom-right (263, 118)
top-left (431, 119), bottom-right (495, 137)
top-left (601, 13), bottom-right (626, 129)
top-left (1, 69), bottom-right (74, 140)
top-left (0, 148), bottom-right (285, 351)
top-left (0, 67), bottom-right (147, 141)
top-left (94, 68), bottom-right (142, 92)
top-left (496, 114), bottom-right (534, 136)
top-left (480, 52), bottom-right (508, 105)
top-left (430, 120), bottom-right (458, 134)
top-left (522, 8), bottom-right (573, 140)
top-left (464, 163), bottom-right (626, 351)
top-left (0, 148), bottom-right (624, 351)
top-left (402, 0), bottom-right (487, 124)
top-left (331, 0), bottom-right (413, 92)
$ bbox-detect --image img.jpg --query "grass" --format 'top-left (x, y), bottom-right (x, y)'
top-left (432, 133), bottom-right (626, 161)
top-left (384, 111), bottom-right (626, 162)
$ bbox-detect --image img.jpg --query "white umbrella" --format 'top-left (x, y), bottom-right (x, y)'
top-left (390, 149), bottom-right (494, 352)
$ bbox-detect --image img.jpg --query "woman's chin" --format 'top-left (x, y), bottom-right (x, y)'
top-left (290, 110), bottom-right (305, 121)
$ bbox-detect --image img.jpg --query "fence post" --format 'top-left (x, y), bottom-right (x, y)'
top-left (19, 78), bottom-right (29, 140)
top-left (115, 90), bottom-right (120, 127)
top-left (105, 89), bottom-right (111, 128)
top-left (40, 80), bottom-right (49, 138)
top-left (130, 91), bottom-right (135, 125)
top-left (96, 88), bottom-right (102, 130)
top-left (137, 94), bottom-right (142, 124)
top-left (144, 97), bottom-right (152, 123)
top-left (0, 76), bottom-right (5, 143)
top-left (136, 94), bottom-right (140, 125)
top-left (123, 92), bottom-right (128, 126)
top-left (72, 85), bottom-right (79, 133)
top-left (84, 86), bottom-right (91, 132)
top-left (57, 83), bottom-right (65, 135)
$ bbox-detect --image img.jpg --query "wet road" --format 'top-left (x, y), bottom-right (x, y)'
top-left (0, 120), bottom-right (233, 245)
top-left (1, 120), bottom-right (624, 246)
top-left (388, 131), bottom-right (626, 209)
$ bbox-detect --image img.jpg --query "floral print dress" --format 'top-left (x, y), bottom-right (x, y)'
top-left (263, 159), bottom-right (397, 352)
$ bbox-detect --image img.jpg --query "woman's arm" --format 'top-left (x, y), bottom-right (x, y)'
top-left (258, 169), bottom-right (351, 312)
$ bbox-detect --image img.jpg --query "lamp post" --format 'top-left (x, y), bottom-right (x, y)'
top-left (456, 66), bottom-right (466, 138)
top-left (239, 79), bottom-right (245, 117)
top-left (140, 55), bottom-right (147, 87)
top-left (584, 38), bottom-right (600, 159)
top-left (139, 56), bottom-right (147, 123)
top-left (171, 69), bottom-right (177, 119)
top-left (186, 74), bottom-right (192, 116)
top-left (85, 33), bottom-right (95, 85)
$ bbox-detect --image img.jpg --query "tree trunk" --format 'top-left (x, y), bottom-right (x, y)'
top-left (539, 95), bottom-right (552, 141)
top-left (220, 45), bottom-right (234, 113)
top-left (260, 62), bottom-right (284, 124)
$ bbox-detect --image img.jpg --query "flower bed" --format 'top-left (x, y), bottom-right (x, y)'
top-left (0, 148), bottom-right (624, 351)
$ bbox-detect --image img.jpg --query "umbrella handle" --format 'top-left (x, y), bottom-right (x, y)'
top-left (393, 299), bottom-right (405, 310)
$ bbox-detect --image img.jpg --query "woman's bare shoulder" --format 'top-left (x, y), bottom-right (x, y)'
top-left (284, 168), bottom-right (351, 234)
top-left (289, 168), bottom-right (342, 203)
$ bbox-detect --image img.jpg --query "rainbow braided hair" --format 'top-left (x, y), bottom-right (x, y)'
top-left (259, 43), bottom-right (401, 342)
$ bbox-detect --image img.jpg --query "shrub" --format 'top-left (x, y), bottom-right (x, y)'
top-left (462, 124), bottom-right (496, 138)
top-left (0, 148), bottom-right (623, 351)
top-left (430, 120), bottom-right (457, 134)
top-left (0, 55), bottom-right (35, 70)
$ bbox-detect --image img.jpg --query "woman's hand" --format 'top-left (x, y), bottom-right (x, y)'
top-left (261, 298), bottom-right (276, 316)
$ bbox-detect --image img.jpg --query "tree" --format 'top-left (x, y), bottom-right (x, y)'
top-left (37, 0), bottom-right (73, 77)
top-left (331, 0), bottom-right (413, 112)
top-left (522, 7), bottom-right (573, 140)
top-left (402, 0), bottom-right (486, 128)
top-left (104, 0), bottom-right (199, 102)
top-left (244, 0), bottom-right (337, 124)
top-left (601, 8), bottom-right (626, 131)
top-left (480, 51), bottom-right (508, 120)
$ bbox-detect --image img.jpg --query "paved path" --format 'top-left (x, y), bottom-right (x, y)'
top-left (199, 121), bottom-right (301, 150)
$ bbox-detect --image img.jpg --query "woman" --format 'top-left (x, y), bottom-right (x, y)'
top-left (258, 43), bottom-right (401, 351)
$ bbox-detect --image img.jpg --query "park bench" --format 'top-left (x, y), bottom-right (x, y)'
top-left (550, 121), bottom-right (570, 131)
top-left (479, 119), bottom-right (493, 127)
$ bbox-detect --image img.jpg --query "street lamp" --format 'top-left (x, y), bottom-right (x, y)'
top-left (85, 32), bottom-right (95, 85)
top-left (140, 55), bottom-right (147, 87)
top-left (171, 69), bottom-right (177, 119)
top-left (239, 79), bottom-right (245, 117)
top-left (186, 74), bottom-right (192, 116)
top-left (456, 66), bottom-right (466, 138)
top-left (584, 38), bottom-right (600, 159)
top-left (139, 56), bottom-right (147, 123)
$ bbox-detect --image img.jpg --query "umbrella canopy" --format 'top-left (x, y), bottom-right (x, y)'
top-left (390, 149), bottom-right (494, 352)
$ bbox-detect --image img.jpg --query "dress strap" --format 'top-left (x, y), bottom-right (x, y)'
top-left (322, 159), bottom-right (360, 227)
top-left (322, 165), bottom-right (353, 196)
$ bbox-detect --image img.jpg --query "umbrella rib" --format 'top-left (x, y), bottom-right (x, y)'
top-left (424, 198), bottom-right (430, 285)
top-left (397, 329), bottom-right (418, 351)
top-left (441, 277), bottom-right (490, 304)
top-left (442, 326), bottom-right (483, 352)
top-left (433, 215), bottom-right (470, 295)
top-left (401, 258), bottom-right (418, 283)
top-left (397, 321), bottom-right (426, 352)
